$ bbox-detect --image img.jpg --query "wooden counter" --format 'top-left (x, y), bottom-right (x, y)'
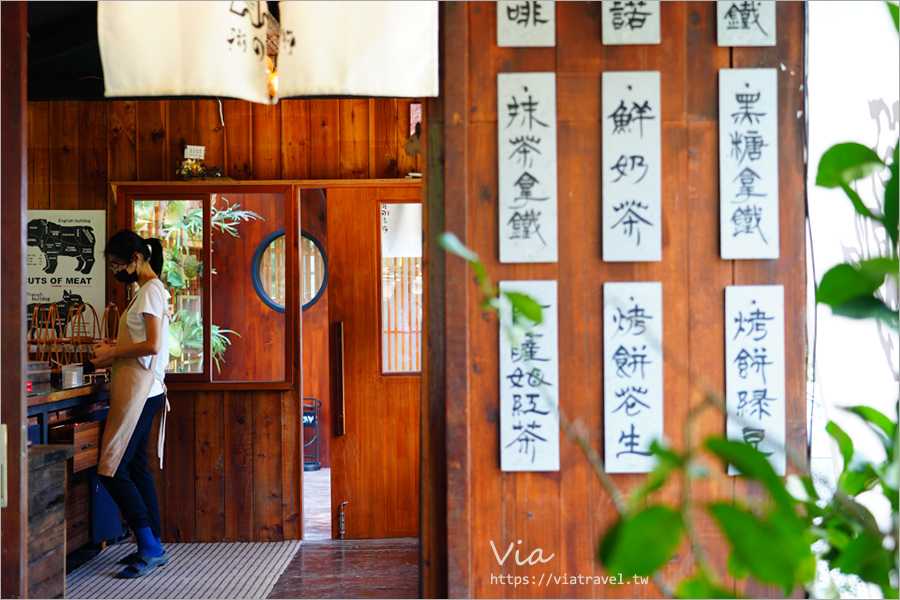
top-left (28, 444), bottom-right (74, 599)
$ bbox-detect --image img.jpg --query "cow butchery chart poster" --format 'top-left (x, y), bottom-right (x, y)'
top-left (26, 210), bottom-right (106, 336)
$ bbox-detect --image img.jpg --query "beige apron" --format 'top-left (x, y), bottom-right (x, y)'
top-left (97, 280), bottom-right (170, 477)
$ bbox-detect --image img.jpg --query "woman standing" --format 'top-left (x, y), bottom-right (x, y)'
top-left (92, 229), bottom-right (171, 578)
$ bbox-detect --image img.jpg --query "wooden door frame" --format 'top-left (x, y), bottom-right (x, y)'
top-left (1, 3), bottom-right (29, 597)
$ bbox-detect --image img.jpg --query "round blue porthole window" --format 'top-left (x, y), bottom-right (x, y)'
top-left (252, 230), bottom-right (328, 313)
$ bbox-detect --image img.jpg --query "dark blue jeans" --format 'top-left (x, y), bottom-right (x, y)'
top-left (98, 392), bottom-right (165, 538)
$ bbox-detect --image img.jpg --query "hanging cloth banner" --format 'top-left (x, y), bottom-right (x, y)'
top-left (98, 1), bottom-right (273, 105)
top-left (276, 1), bottom-right (439, 98)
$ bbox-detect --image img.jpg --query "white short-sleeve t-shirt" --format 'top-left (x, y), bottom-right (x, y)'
top-left (125, 278), bottom-right (170, 397)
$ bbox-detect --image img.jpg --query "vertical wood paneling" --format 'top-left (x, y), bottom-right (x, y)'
top-left (135, 100), bottom-right (167, 181)
top-left (281, 100), bottom-right (311, 179)
top-left (195, 391), bottom-right (226, 542)
top-left (48, 101), bottom-right (79, 209)
top-left (252, 391), bottom-right (284, 541)
top-left (252, 103), bottom-right (282, 180)
top-left (369, 98), bottom-right (399, 179)
top-left (28, 102), bottom-right (50, 209)
top-left (77, 101), bottom-right (107, 210)
top-left (281, 390), bottom-right (301, 540)
top-left (195, 100), bottom-right (226, 173)
top-left (107, 100), bottom-right (137, 182)
top-left (339, 99), bottom-right (369, 179)
top-left (224, 391), bottom-right (253, 542)
top-left (165, 391), bottom-right (196, 542)
top-left (310, 100), bottom-right (340, 179)
top-left (166, 100), bottom-right (195, 181)
top-left (397, 99), bottom-right (417, 177)
top-left (224, 100), bottom-right (252, 180)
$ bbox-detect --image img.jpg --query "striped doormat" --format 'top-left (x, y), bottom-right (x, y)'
top-left (66, 541), bottom-right (301, 600)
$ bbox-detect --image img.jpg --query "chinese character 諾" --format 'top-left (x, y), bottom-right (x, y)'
top-left (610, 1), bottom-right (651, 31)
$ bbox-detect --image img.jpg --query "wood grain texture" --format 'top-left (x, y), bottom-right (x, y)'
top-left (165, 390), bottom-right (196, 542)
top-left (339, 99), bottom-right (369, 179)
top-left (136, 100), bottom-right (167, 182)
top-left (369, 98), bottom-right (399, 179)
top-left (427, 2), bottom-right (808, 598)
top-left (49, 101), bottom-right (79, 210)
top-left (195, 391), bottom-right (226, 542)
top-left (77, 101), bottom-right (108, 211)
top-left (224, 100), bottom-right (252, 180)
top-left (1, 6), bottom-right (28, 595)
top-left (310, 100), bottom-right (340, 179)
top-left (28, 101), bottom-right (50, 209)
top-left (195, 100), bottom-right (226, 173)
top-left (252, 103), bottom-right (282, 180)
top-left (107, 100), bottom-right (137, 182)
top-left (282, 100), bottom-right (311, 179)
top-left (327, 186), bottom-right (421, 540)
top-left (224, 391), bottom-right (254, 542)
top-left (252, 390), bottom-right (284, 541)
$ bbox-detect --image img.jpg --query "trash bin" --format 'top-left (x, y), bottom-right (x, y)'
top-left (302, 397), bottom-right (321, 471)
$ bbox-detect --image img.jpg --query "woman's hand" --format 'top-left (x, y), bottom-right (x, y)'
top-left (93, 343), bottom-right (117, 363)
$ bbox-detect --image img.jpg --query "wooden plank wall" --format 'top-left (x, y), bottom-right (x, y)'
top-left (427, 2), bottom-right (806, 598)
top-left (26, 98), bottom-right (420, 542)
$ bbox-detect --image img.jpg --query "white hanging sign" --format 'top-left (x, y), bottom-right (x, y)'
top-left (603, 282), bottom-right (663, 473)
top-left (601, 1), bottom-right (661, 45)
top-left (277, 1), bottom-right (438, 98)
top-left (381, 203), bottom-right (423, 258)
top-left (717, 1), bottom-right (777, 47)
top-left (499, 280), bottom-right (560, 472)
top-left (719, 68), bottom-right (779, 259)
top-left (602, 71), bottom-right (662, 262)
top-left (497, 1), bottom-right (556, 47)
top-left (725, 285), bottom-right (786, 476)
top-left (497, 73), bottom-right (558, 263)
top-left (98, 1), bottom-right (273, 104)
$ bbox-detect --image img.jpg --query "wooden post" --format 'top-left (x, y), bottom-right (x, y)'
top-left (1, 2), bottom-right (29, 597)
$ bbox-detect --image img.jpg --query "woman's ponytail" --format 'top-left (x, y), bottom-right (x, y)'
top-left (147, 238), bottom-right (164, 276)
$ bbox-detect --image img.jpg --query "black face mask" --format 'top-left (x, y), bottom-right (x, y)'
top-left (114, 262), bottom-right (139, 284)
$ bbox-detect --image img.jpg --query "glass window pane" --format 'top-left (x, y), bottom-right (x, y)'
top-left (133, 198), bottom-right (205, 374)
top-left (380, 203), bottom-right (423, 374)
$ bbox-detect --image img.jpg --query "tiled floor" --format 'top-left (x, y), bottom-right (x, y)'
top-left (302, 467), bottom-right (332, 541)
top-left (266, 538), bottom-right (419, 599)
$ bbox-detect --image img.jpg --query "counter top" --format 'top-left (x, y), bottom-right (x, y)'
top-left (27, 382), bottom-right (109, 408)
top-left (28, 444), bottom-right (75, 471)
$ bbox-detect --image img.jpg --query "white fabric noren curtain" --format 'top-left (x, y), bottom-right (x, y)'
top-left (97, 1), bottom-right (438, 103)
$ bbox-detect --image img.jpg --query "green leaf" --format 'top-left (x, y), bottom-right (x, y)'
top-left (889, 1), bottom-right (899, 32)
top-left (675, 574), bottom-right (739, 599)
top-left (829, 296), bottom-right (899, 328)
top-left (505, 292), bottom-right (543, 325)
top-left (437, 232), bottom-right (480, 264)
top-left (816, 259), bottom-right (898, 307)
top-left (816, 143), bottom-right (884, 188)
top-left (598, 506), bottom-right (684, 577)
top-left (705, 439), bottom-right (792, 508)
top-left (831, 534), bottom-right (894, 593)
top-left (709, 503), bottom-right (796, 595)
top-left (838, 465), bottom-right (879, 496)
top-left (884, 146), bottom-right (898, 246)
top-left (844, 405), bottom-right (897, 444)
top-left (627, 441), bottom-right (685, 510)
top-left (841, 182), bottom-right (881, 221)
top-left (826, 421), bottom-right (854, 468)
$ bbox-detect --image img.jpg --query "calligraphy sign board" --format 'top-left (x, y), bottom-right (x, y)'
top-left (717, 1), bottom-right (777, 47)
top-left (602, 71), bottom-right (662, 262)
top-left (601, 1), bottom-right (661, 45)
top-left (497, 1), bottom-right (556, 47)
top-left (498, 73), bottom-right (558, 263)
top-left (725, 285), bottom-right (786, 476)
top-left (603, 282), bottom-right (663, 473)
top-left (499, 280), bottom-right (560, 471)
top-left (719, 68), bottom-right (779, 259)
